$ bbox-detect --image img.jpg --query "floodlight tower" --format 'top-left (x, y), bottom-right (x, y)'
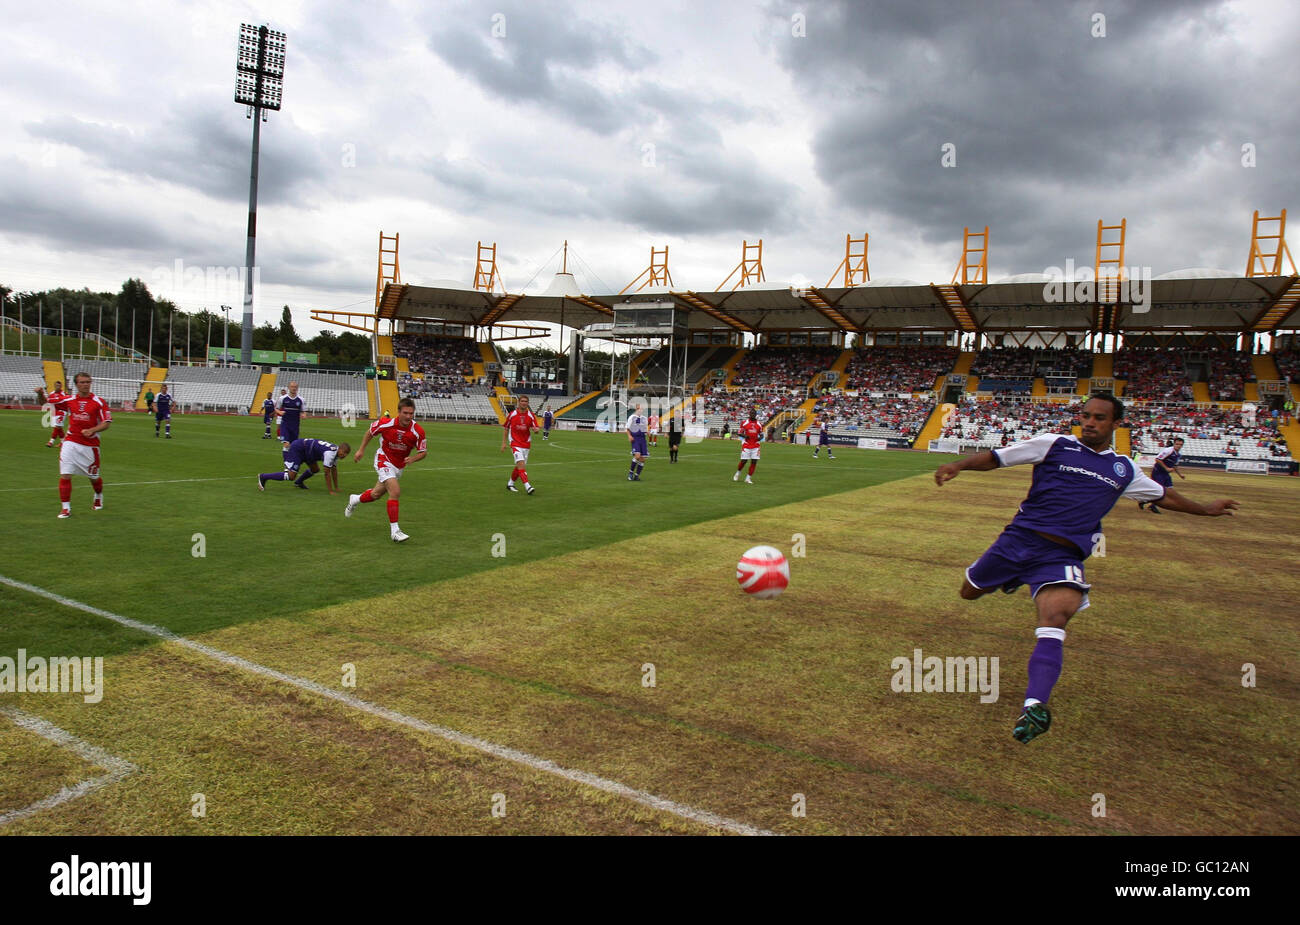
top-left (233, 23), bottom-right (286, 367)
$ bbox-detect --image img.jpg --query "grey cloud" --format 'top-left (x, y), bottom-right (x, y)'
top-left (767, 0), bottom-right (1299, 274)
top-left (426, 0), bottom-right (654, 135)
top-left (25, 101), bottom-right (332, 208)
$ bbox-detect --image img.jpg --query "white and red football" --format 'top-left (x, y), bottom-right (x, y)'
top-left (736, 545), bottom-right (790, 599)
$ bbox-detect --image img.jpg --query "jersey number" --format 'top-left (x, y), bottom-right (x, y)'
top-left (1064, 565), bottom-right (1084, 584)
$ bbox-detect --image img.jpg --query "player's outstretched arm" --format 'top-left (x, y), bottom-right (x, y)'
top-left (935, 449), bottom-right (998, 485)
top-left (353, 430), bottom-right (374, 463)
top-left (1152, 487), bottom-right (1238, 517)
top-left (407, 450), bottom-right (427, 466)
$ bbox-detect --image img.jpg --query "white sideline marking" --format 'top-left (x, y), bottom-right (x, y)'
top-left (0, 706), bottom-right (136, 827)
top-left (0, 575), bottom-right (774, 836)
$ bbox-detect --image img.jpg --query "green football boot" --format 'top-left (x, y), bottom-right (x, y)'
top-left (1013, 703), bottom-right (1052, 743)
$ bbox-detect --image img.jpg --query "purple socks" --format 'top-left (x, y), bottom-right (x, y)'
top-left (1024, 627), bottom-right (1066, 705)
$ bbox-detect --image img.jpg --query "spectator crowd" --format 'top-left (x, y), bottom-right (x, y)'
top-left (730, 346), bottom-right (841, 388)
top-left (842, 346), bottom-right (958, 392)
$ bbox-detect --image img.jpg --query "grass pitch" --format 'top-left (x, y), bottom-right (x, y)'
top-left (1, 409), bottom-right (1296, 835)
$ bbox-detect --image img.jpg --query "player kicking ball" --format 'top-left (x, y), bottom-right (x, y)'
top-left (502, 395), bottom-right (540, 494)
top-left (259, 439), bottom-right (350, 492)
top-left (344, 398), bottom-right (426, 542)
top-left (733, 409), bottom-right (762, 483)
top-left (935, 395), bottom-right (1238, 744)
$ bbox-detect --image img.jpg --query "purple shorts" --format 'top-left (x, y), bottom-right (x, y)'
top-left (966, 525), bottom-right (1091, 610)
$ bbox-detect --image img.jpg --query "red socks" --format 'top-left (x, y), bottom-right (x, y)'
top-left (386, 499), bottom-right (399, 524)
top-left (91, 478), bottom-right (103, 494)
top-left (360, 489), bottom-right (375, 503)
top-left (748, 462), bottom-right (757, 475)
top-left (58, 478), bottom-right (72, 502)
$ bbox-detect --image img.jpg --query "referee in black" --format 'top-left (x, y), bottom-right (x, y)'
top-left (668, 414), bottom-right (682, 463)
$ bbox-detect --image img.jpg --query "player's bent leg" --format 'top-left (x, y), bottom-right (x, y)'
top-left (958, 578), bottom-right (995, 601)
top-left (1032, 584), bottom-right (1083, 629)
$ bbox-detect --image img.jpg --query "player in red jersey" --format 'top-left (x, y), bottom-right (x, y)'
top-left (733, 408), bottom-right (763, 484)
top-left (44, 380), bottom-right (70, 447)
top-left (344, 398), bottom-right (427, 542)
top-left (35, 372), bottom-right (112, 517)
top-left (501, 395), bottom-right (540, 494)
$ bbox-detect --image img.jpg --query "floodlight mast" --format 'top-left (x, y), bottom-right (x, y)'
top-left (233, 23), bottom-right (286, 367)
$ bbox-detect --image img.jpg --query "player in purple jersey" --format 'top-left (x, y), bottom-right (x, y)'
top-left (261, 392), bottom-right (276, 438)
top-left (276, 382), bottom-right (305, 444)
top-left (154, 385), bottom-right (173, 438)
top-left (259, 438), bottom-right (351, 492)
top-left (935, 395), bottom-right (1238, 744)
top-left (812, 418), bottom-right (835, 459)
top-left (1139, 437), bottom-right (1185, 514)
top-left (626, 403), bottom-right (648, 481)
top-left (542, 405), bottom-right (553, 441)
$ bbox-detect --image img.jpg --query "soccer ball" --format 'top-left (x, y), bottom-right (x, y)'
top-left (736, 545), bottom-right (789, 599)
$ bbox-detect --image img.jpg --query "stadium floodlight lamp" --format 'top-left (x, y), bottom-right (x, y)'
top-left (232, 23), bottom-right (285, 367)
top-left (235, 23), bottom-right (286, 118)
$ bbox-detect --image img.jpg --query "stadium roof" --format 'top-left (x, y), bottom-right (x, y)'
top-left (378, 274), bottom-right (1300, 335)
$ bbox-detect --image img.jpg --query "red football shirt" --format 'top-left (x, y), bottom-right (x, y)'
top-left (47, 390), bottom-right (70, 422)
top-left (505, 410), bottom-right (538, 448)
top-left (739, 420), bottom-right (763, 449)
top-left (50, 393), bottom-right (112, 447)
top-left (368, 417), bottom-right (427, 469)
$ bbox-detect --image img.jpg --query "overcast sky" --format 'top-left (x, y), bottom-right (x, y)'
top-left (1, 0), bottom-right (1296, 340)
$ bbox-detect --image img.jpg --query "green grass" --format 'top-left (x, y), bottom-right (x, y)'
top-left (1, 408), bottom-right (1297, 835)
top-left (0, 332), bottom-right (120, 360)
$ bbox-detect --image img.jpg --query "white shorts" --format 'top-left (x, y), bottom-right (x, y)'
top-left (374, 451), bottom-right (404, 484)
top-left (512, 446), bottom-right (530, 465)
top-left (59, 441), bottom-right (101, 478)
top-left (740, 447), bottom-right (761, 461)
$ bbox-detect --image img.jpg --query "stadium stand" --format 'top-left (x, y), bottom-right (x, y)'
top-left (842, 346), bottom-right (958, 392)
top-left (691, 386), bottom-right (804, 431)
top-left (166, 365), bottom-right (261, 413)
top-left (1112, 348), bottom-right (1193, 401)
top-left (273, 369), bottom-right (369, 416)
top-left (69, 360), bottom-right (148, 407)
top-left (0, 355), bottom-right (44, 404)
top-left (1128, 404), bottom-right (1291, 461)
top-left (1202, 348), bottom-right (1255, 401)
top-left (1272, 348), bottom-right (1300, 384)
top-left (809, 393), bottom-right (936, 442)
top-left (940, 398), bottom-right (1080, 448)
top-left (635, 346), bottom-right (718, 386)
top-left (729, 346), bottom-right (841, 389)
top-left (392, 334), bottom-right (478, 385)
top-left (967, 346), bottom-right (1092, 395)
top-left (411, 393), bottom-right (498, 422)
